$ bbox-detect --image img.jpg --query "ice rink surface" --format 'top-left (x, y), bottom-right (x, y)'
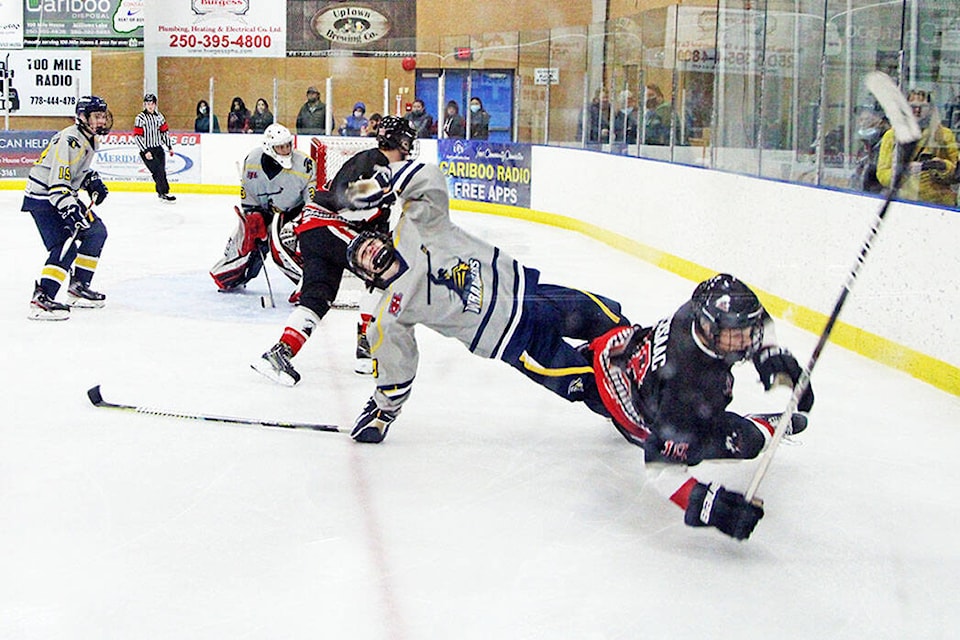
top-left (1, 190), bottom-right (958, 639)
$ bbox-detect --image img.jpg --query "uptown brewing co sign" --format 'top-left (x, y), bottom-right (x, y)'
top-left (312, 5), bottom-right (390, 45)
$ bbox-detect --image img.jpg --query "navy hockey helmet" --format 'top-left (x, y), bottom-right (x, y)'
top-left (377, 115), bottom-right (417, 156)
top-left (346, 230), bottom-right (397, 290)
top-left (691, 273), bottom-right (764, 362)
top-left (76, 95), bottom-right (111, 135)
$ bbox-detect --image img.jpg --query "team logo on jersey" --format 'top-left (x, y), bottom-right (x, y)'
top-left (388, 292), bottom-right (403, 316)
top-left (431, 258), bottom-right (483, 314)
top-left (567, 377), bottom-right (584, 396)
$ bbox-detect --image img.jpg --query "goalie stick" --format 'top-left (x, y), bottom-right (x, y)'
top-left (86, 385), bottom-right (340, 433)
top-left (745, 71), bottom-right (921, 502)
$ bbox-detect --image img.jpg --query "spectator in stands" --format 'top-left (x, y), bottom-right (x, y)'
top-left (442, 100), bottom-right (465, 138)
top-left (851, 102), bottom-right (889, 194)
top-left (296, 86), bottom-right (327, 135)
top-left (468, 96), bottom-right (490, 140)
top-left (227, 96), bottom-right (252, 134)
top-left (877, 88), bottom-right (959, 207)
top-left (365, 113), bottom-right (382, 137)
top-left (250, 98), bottom-right (274, 134)
top-left (580, 88), bottom-right (610, 148)
top-left (340, 101), bottom-right (369, 136)
top-left (194, 99), bottom-right (220, 133)
top-left (613, 90), bottom-right (639, 145)
top-left (405, 98), bottom-right (434, 139)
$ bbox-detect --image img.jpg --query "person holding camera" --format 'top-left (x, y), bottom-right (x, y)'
top-left (876, 88), bottom-right (958, 206)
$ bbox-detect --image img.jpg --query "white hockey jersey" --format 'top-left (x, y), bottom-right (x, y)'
top-left (367, 160), bottom-right (539, 411)
top-left (239, 147), bottom-right (315, 215)
top-left (24, 124), bottom-right (100, 212)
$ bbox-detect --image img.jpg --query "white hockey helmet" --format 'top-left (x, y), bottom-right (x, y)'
top-left (262, 123), bottom-right (294, 169)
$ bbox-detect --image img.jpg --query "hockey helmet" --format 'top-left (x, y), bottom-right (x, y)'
top-left (691, 273), bottom-right (764, 362)
top-left (143, 93), bottom-right (157, 103)
top-left (346, 230), bottom-right (397, 290)
top-left (262, 123), bottom-right (294, 169)
top-left (376, 115), bottom-right (417, 157)
top-left (76, 95), bottom-right (111, 135)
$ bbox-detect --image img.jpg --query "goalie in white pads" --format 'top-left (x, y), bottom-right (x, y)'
top-left (210, 123), bottom-right (314, 293)
top-left (588, 274), bottom-right (815, 540)
top-left (250, 118), bottom-right (400, 384)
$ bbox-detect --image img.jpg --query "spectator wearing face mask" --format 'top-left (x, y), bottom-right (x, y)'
top-left (467, 96), bottom-right (490, 140)
top-left (340, 102), bottom-right (369, 137)
top-left (851, 102), bottom-right (889, 194)
top-left (876, 88), bottom-right (958, 206)
top-left (404, 98), bottom-right (434, 139)
top-left (195, 99), bottom-right (221, 133)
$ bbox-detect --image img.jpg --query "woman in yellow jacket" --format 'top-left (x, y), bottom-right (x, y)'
top-left (876, 89), bottom-right (958, 207)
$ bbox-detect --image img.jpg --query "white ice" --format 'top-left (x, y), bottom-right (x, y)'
top-left (1, 191), bottom-right (958, 639)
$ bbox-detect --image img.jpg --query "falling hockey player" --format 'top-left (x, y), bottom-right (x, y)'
top-left (587, 273), bottom-right (815, 540)
top-left (341, 117), bottom-right (631, 441)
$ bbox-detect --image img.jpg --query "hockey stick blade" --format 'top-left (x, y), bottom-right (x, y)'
top-left (86, 385), bottom-right (340, 433)
top-left (865, 71), bottom-right (921, 144)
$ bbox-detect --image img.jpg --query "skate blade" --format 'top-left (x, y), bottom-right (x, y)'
top-left (250, 360), bottom-right (299, 387)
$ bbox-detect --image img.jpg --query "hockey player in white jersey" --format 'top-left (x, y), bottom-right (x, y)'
top-left (344, 117), bottom-right (630, 443)
top-left (22, 95), bottom-right (111, 320)
top-left (210, 123), bottom-right (315, 292)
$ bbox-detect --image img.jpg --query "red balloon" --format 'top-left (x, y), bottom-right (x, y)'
top-left (401, 56), bottom-right (416, 71)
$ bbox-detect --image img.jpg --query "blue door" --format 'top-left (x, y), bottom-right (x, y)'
top-left (416, 69), bottom-right (514, 142)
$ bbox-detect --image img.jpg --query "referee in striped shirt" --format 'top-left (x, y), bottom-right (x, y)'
top-left (134, 93), bottom-right (176, 202)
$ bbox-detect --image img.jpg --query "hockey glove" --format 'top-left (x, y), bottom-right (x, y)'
top-left (82, 171), bottom-right (108, 205)
top-left (684, 482), bottom-right (764, 541)
top-left (351, 396), bottom-right (398, 444)
top-left (753, 346), bottom-right (814, 412)
top-left (346, 166), bottom-right (394, 210)
top-left (59, 201), bottom-right (90, 231)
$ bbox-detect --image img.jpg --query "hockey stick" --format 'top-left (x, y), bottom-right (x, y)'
top-left (86, 385), bottom-right (340, 433)
top-left (745, 72), bottom-right (920, 502)
top-left (258, 243), bottom-right (276, 308)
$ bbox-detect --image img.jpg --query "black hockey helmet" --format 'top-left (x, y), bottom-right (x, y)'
top-left (143, 93), bottom-right (157, 103)
top-left (346, 230), bottom-right (397, 290)
top-left (76, 95), bottom-right (111, 135)
top-left (691, 273), bottom-right (764, 362)
top-left (377, 115), bottom-right (417, 156)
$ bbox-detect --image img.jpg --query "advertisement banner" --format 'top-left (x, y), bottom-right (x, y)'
top-left (93, 132), bottom-right (202, 184)
top-left (287, 0), bottom-right (415, 57)
top-left (438, 140), bottom-right (532, 208)
top-left (0, 130), bottom-right (56, 178)
top-left (24, 0), bottom-right (143, 48)
top-left (0, 1), bottom-right (24, 49)
top-left (144, 0), bottom-right (285, 58)
top-left (0, 50), bottom-right (92, 116)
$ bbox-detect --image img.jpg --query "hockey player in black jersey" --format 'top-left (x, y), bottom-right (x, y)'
top-left (250, 120), bottom-right (399, 384)
top-left (590, 273), bottom-right (815, 540)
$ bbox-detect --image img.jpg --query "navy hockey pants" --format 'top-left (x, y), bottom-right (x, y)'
top-left (25, 197), bottom-right (107, 298)
top-left (502, 284), bottom-right (629, 417)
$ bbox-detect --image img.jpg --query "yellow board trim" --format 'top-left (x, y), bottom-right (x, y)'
top-left (451, 199), bottom-right (959, 397)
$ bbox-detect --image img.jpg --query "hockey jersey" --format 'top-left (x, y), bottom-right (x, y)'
top-left (366, 159), bottom-right (539, 411)
top-left (240, 148), bottom-right (315, 217)
top-left (24, 124), bottom-right (100, 213)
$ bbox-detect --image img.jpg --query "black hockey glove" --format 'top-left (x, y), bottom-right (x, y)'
top-left (59, 201), bottom-right (90, 231)
top-left (753, 346), bottom-right (814, 412)
top-left (82, 171), bottom-right (108, 205)
top-left (351, 396), bottom-right (398, 443)
top-left (345, 166), bottom-right (393, 210)
top-left (684, 482), bottom-right (763, 541)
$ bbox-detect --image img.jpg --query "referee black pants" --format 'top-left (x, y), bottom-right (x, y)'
top-left (140, 146), bottom-right (170, 195)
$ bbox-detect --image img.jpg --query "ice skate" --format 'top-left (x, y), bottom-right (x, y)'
top-left (67, 280), bottom-right (106, 308)
top-left (28, 282), bottom-right (70, 321)
top-left (158, 192), bottom-right (177, 203)
top-left (355, 322), bottom-right (373, 375)
top-left (748, 412), bottom-right (808, 436)
top-left (251, 342), bottom-right (301, 386)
